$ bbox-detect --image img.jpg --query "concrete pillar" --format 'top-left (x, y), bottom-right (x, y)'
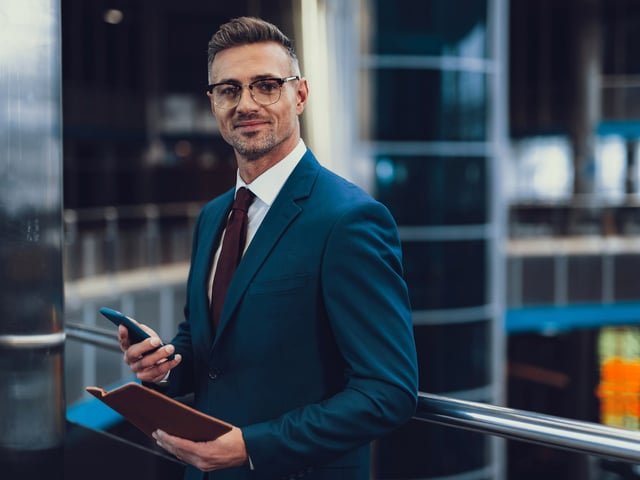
top-left (0, 1), bottom-right (65, 478)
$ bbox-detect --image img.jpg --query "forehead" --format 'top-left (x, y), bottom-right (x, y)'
top-left (210, 41), bottom-right (293, 82)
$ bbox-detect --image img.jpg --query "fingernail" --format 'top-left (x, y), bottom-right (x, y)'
top-left (150, 338), bottom-right (161, 347)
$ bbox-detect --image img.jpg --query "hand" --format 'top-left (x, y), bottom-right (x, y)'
top-left (119, 324), bottom-right (181, 383)
top-left (152, 426), bottom-right (248, 472)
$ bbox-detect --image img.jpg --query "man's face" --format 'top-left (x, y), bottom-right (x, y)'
top-left (208, 41), bottom-right (308, 163)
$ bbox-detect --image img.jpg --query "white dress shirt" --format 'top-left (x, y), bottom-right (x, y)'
top-left (208, 139), bottom-right (306, 300)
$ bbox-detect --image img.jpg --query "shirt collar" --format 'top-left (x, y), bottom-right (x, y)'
top-left (235, 139), bottom-right (306, 206)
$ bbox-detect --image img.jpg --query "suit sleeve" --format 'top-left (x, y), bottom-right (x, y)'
top-left (161, 209), bottom-right (207, 397)
top-left (241, 200), bottom-right (419, 476)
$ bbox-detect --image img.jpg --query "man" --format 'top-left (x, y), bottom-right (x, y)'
top-left (119, 16), bottom-right (418, 480)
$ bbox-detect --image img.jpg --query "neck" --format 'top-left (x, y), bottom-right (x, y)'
top-left (236, 136), bottom-right (300, 183)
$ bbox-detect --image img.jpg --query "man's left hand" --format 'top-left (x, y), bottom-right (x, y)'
top-left (152, 426), bottom-right (248, 471)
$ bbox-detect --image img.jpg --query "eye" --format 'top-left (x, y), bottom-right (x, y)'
top-left (216, 84), bottom-right (240, 97)
top-left (255, 80), bottom-right (280, 93)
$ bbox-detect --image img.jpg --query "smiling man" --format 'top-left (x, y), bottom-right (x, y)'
top-left (119, 16), bottom-right (418, 480)
top-left (208, 42), bottom-right (304, 170)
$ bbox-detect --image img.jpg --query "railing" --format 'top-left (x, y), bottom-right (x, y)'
top-left (66, 322), bottom-right (122, 351)
top-left (64, 204), bottom-right (640, 469)
top-left (63, 203), bottom-right (201, 280)
top-left (66, 321), bottom-right (640, 464)
top-left (417, 393), bottom-right (640, 464)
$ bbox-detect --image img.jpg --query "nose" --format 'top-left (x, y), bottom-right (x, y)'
top-left (236, 85), bottom-right (259, 111)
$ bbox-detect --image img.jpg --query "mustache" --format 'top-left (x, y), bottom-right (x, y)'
top-left (234, 112), bottom-right (265, 122)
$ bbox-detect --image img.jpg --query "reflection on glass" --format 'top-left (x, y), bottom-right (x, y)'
top-left (508, 135), bottom-right (629, 203)
top-left (414, 320), bottom-right (491, 392)
top-left (374, 419), bottom-right (489, 477)
top-left (402, 239), bottom-right (486, 310)
top-left (365, 69), bottom-right (487, 141)
top-left (375, 155), bottom-right (487, 226)
top-left (508, 136), bottom-right (572, 202)
top-left (597, 136), bottom-right (625, 201)
top-left (369, 0), bottom-right (488, 58)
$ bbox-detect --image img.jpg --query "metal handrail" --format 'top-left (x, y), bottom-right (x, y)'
top-left (66, 322), bottom-right (121, 351)
top-left (63, 202), bottom-right (203, 224)
top-left (66, 322), bottom-right (640, 464)
top-left (416, 392), bottom-right (640, 463)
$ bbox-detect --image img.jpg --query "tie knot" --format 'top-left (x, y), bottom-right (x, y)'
top-left (233, 187), bottom-right (255, 213)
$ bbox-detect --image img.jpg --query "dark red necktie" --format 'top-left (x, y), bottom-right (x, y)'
top-left (210, 187), bottom-right (255, 332)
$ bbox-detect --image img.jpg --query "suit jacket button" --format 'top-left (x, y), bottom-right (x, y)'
top-left (208, 370), bottom-right (220, 381)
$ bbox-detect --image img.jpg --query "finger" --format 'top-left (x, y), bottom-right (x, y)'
top-left (152, 426), bottom-right (245, 472)
top-left (125, 340), bottom-right (177, 375)
top-left (117, 325), bottom-right (130, 352)
top-left (148, 342), bottom-right (177, 363)
top-left (130, 348), bottom-right (177, 374)
top-left (152, 430), bottom-right (172, 452)
top-left (138, 323), bottom-right (157, 336)
top-left (153, 430), bottom-right (186, 458)
top-left (154, 430), bottom-right (210, 470)
top-left (135, 354), bottom-right (181, 383)
top-left (124, 337), bottom-right (163, 364)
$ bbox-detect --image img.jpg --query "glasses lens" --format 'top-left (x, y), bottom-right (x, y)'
top-left (213, 84), bottom-right (241, 109)
top-left (251, 79), bottom-right (282, 106)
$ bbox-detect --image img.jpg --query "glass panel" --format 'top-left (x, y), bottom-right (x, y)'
top-left (614, 254), bottom-right (640, 301)
top-left (364, 68), bottom-right (488, 141)
top-left (374, 420), bottom-right (489, 478)
top-left (602, 3), bottom-right (640, 76)
top-left (521, 257), bottom-right (556, 305)
top-left (568, 255), bottom-right (603, 303)
top-left (414, 321), bottom-right (491, 393)
top-left (375, 155), bottom-right (487, 226)
top-left (370, 0), bottom-right (488, 57)
top-left (403, 240), bottom-right (486, 310)
top-left (506, 257), bottom-right (519, 307)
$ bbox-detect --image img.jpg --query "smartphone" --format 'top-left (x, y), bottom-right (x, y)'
top-left (99, 306), bottom-right (175, 360)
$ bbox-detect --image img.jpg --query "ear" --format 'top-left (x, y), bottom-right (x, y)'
top-left (206, 91), bottom-right (217, 115)
top-left (295, 78), bottom-right (309, 115)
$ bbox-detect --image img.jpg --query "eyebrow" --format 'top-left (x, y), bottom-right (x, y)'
top-left (212, 74), bottom-right (284, 85)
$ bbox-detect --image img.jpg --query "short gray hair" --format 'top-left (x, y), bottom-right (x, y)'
top-left (207, 17), bottom-right (299, 75)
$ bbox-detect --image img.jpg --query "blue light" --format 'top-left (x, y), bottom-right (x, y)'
top-left (376, 158), bottom-right (395, 185)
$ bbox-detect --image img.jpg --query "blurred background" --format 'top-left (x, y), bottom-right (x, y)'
top-left (4, 0), bottom-right (640, 479)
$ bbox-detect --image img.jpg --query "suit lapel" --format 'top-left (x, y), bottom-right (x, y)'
top-left (191, 189), bottom-right (234, 358)
top-left (211, 151), bottom-right (320, 347)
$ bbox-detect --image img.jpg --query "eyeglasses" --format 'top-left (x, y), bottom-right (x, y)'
top-left (206, 76), bottom-right (300, 109)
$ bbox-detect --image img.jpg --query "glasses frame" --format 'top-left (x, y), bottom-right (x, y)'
top-left (206, 76), bottom-right (300, 109)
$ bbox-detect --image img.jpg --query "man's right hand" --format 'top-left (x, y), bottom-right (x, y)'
top-left (118, 324), bottom-right (181, 384)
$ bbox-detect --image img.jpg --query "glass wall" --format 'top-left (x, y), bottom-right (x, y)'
top-left (355, 1), bottom-right (507, 478)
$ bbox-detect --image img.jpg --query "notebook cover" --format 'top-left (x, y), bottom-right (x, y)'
top-left (86, 382), bottom-right (233, 442)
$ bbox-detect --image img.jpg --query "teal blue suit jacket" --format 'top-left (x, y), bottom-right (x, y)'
top-left (167, 150), bottom-right (418, 480)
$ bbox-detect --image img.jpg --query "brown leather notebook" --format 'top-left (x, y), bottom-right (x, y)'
top-left (86, 382), bottom-right (233, 442)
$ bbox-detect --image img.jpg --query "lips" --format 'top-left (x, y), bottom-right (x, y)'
top-left (234, 119), bottom-right (269, 130)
